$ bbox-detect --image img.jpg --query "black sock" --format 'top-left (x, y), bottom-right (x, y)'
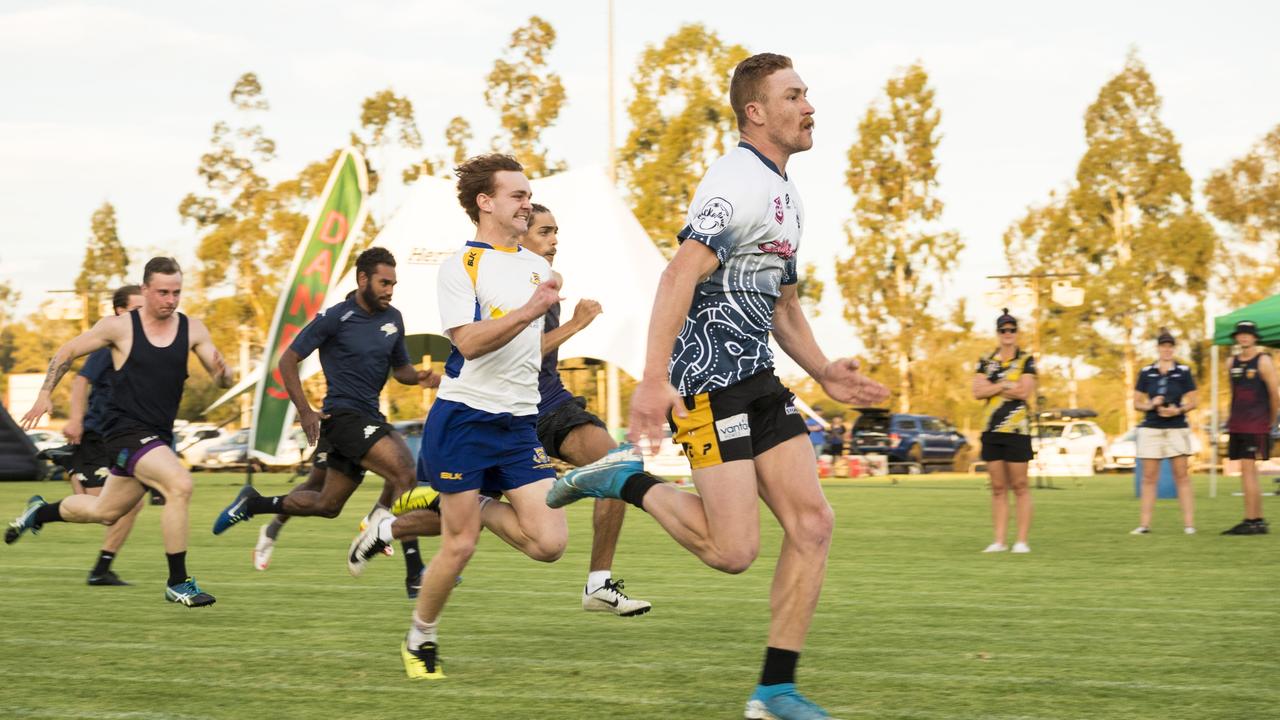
top-left (34, 501), bottom-right (64, 525)
top-left (92, 551), bottom-right (115, 575)
top-left (166, 551), bottom-right (188, 586)
top-left (619, 473), bottom-right (662, 510)
top-left (246, 495), bottom-right (285, 515)
top-left (402, 540), bottom-right (424, 577)
top-left (265, 517), bottom-right (286, 540)
top-left (760, 647), bottom-right (799, 686)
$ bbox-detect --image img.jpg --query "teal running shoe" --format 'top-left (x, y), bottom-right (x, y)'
top-left (744, 684), bottom-right (834, 719)
top-left (165, 577), bottom-right (216, 607)
top-left (212, 485), bottom-right (260, 535)
top-left (5, 495), bottom-right (47, 545)
top-left (545, 443), bottom-right (643, 508)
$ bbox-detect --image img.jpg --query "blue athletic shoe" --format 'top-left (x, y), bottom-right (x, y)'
top-left (744, 684), bottom-right (834, 719)
top-left (212, 485), bottom-right (260, 535)
top-left (165, 576), bottom-right (216, 607)
top-left (545, 443), bottom-right (643, 508)
top-left (5, 495), bottom-right (47, 545)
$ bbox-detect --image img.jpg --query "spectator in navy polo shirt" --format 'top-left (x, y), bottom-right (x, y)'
top-left (1130, 328), bottom-right (1198, 535)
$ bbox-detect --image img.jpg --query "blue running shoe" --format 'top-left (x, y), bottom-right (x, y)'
top-left (5, 495), bottom-right (47, 545)
top-left (212, 485), bottom-right (260, 535)
top-left (546, 443), bottom-right (643, 508)
top-left (744, 684), bottom-right (834, 719)
top-left (165, 577), bottom-right (216, 607)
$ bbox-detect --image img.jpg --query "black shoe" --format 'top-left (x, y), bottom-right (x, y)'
top-left (1221, 520), bottom-right (1261, 535)
top-left (406, 574), bottom-right (422, 600)
top-left (1249, 518), bottom-right (1270, 534)
top-left (87, 570), bottom-right (130, 586)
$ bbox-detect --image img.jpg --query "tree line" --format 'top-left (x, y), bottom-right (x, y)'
top-left (2, 20), bottom-right (1277, 438)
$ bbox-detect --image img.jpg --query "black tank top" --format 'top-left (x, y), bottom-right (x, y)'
top-left (104, 310), bottom-right (189, 440)
top-left (1228, 352), bottom-right (1273, 434)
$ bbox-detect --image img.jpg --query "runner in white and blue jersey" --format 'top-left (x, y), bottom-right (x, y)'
top-left (393, 154), bottom-right (569, 681)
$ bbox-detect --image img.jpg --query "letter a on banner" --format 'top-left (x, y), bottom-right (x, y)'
top-left (250, 148), bottom-right (369, 462)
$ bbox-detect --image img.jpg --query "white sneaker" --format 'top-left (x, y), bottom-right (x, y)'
top-left (1184, 527), bottom-right (1196, 535)
top-left (1130, 526), bottom-right (1151, 535)
top-left (583, 578), bottom-right (651, 617)
top-left (1011, 542), bottom-right (1030, 553)
top-left (981, 543), bottom-right (1008, 553)
top-left (359, 513), bottom-right (395, 556)
top-left (253, 525), bottom-right (275, 571)
top-left (348, 508), bottom-right (393, 577)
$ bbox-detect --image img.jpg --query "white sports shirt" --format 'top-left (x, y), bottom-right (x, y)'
top-left (436, 241), bottom-right (551, 416)
top-left (670, 142), bottom-right (804, 396)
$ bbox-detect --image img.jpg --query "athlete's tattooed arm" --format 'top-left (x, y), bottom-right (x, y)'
top-left (19, 316), bottom-right (120, 429)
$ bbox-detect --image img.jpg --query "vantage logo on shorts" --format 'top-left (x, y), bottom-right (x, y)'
top-left (715, 413), bottom-right (750, 442)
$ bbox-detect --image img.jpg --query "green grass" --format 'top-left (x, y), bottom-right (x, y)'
top-left (0, 472), bottom-right (1275, 719)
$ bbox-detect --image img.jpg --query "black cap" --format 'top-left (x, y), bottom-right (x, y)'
top-left (1156, 327), bottom-right (1175, 345)
top-left (996, 308), bottom-right (1017, 329)
top-left (1233, 320), bottom-right (1260, 339)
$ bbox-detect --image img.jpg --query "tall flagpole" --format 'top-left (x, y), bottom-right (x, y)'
top-left (605, 0), bottom-right (623, 433)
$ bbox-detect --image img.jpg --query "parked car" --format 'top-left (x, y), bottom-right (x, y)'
top-left (199, 428), bottom-right (309, 471)
top-left (1033, 419), bottom-right (1109, 475)
top-left (851, 409), bottom-right (969, 472)
top-left (176, 425), bottom-right (233, 468)
top-left (25, 430), bottom-right (67, 453)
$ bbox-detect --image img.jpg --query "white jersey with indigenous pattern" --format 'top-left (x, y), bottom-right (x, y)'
top-left (670, 142), bottom-right (803, 396)
top-left (437, 241), bottom-right (551, 416)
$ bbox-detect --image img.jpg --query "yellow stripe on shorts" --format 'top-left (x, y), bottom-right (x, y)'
top-left (670, 392), bottom-right (723, 469)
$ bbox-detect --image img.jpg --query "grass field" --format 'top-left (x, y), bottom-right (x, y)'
top-left (0, 472), bottom-right (1275, 719)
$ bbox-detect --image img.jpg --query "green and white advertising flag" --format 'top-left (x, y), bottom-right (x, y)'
top-left (250, 148), bottom-right (369, 461)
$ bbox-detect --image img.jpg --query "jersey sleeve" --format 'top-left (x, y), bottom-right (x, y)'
top-left (391, 314), bottom-right (411, 367)
top-left (676, 163), bottom-right (764, 266)
top-left (1023, 355), bottom-right (1038, 376)
top-left (1134, 370), bottom-right (1150, 394)
top-left (289, 308), bottom-right (339, 359)
top-left (78, 347), bottom-right (112, 382)
top-left (1183, 368), bottom-right (1197, 391)
top-left (438, 252), bottom-right (482, 339)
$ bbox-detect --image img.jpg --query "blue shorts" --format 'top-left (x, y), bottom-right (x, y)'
top-left (418, 399), bottom-right (555, 494)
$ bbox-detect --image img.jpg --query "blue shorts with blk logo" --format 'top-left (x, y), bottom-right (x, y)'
top-left (418, 398), bottom-right (556, 494)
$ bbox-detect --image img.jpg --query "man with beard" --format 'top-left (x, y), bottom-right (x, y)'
top-left (212, 247), bottom-right (442, 597)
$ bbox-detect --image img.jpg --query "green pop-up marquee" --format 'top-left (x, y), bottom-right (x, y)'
top-left (1213, 293), bottom-right (1280, 347)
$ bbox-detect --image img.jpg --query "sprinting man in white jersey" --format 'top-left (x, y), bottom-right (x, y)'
top-left (548, 53), bottom-right (889, 720)
top-left (365, 153), bottom-right (567, 680)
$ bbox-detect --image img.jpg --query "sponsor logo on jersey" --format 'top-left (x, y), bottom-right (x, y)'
top-left (773, 196), bottom-right (785, 224)
top-left (758, 239), bottom-right (796, 260)
top-left (1247, 368), bottom-right (1257, 379)
top-left (440, 471), bottom-right (462, 480)
top-left (380, 323), bottom-right (397, 336)
top-left (715, 413), bottom-right (750, 442)
top-left (692, 197), bottom-right (733, 236)
top-left (530, 272), bottom-right (541, 285)
top-left (533, 447), bottom-right (551, 465)
top-left (340, 310), bottom-right (355, 322)
top-left (488, 305), bottom-right (507, 319)
top-left (785, 403), bottom-right (799, 415)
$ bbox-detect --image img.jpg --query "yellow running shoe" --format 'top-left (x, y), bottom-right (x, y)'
top-left (392, 485), bottom-right (440, 516)
top-left (402, 635), bottom-right (446, 680)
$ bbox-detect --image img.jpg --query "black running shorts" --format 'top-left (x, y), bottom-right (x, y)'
top-left (70, 431), bottom-right (112, 488)
top-left (980, 431), bottom-right (1033, 463)
top-left (668, 370), bottom-right (807, 470)
top-left (319, 410), bottom-right (392, 483)
top-left (106, 429), bottom-right (172, 478)
top-left (536, 396), bottom-right (608, 460)
top-left (1227, 432), bottom-right (1272, 461)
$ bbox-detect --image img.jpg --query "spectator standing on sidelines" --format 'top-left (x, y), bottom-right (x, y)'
top-left (1222, 320), bottom-right (1278, 535)
top-left (1130, 328), bottom-right (1197, 535)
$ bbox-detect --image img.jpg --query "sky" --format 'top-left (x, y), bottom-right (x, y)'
top-left (2, 0), bottom-right (1278, 365)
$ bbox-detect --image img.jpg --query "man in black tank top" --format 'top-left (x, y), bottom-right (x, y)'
top-left (9, 258), bottom-right (235, 607)
top-left (1222, 321), bottom-right (1279, 535)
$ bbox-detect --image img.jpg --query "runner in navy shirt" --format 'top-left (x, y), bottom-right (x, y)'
top-left (523, 204), bottom-right (651, 617)
top-left (210, 247), bottom-right (443, 598)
